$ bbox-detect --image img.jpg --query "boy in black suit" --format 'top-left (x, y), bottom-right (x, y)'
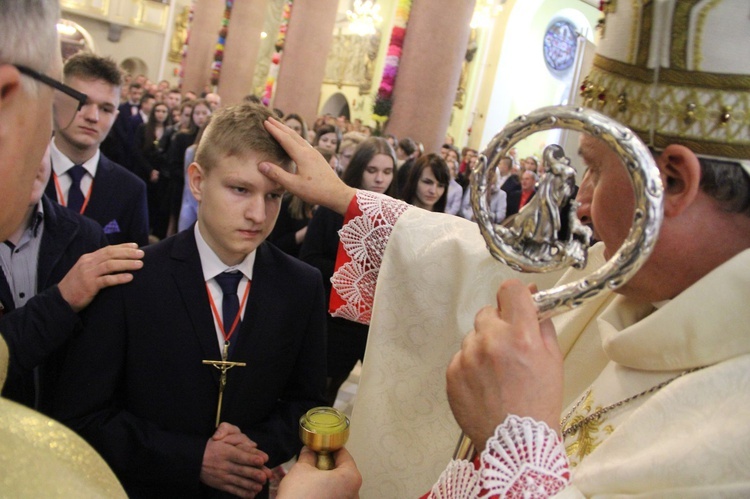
top-left (46, 53), bottom-right (149, 247)
top-left (53, 103), bottom-right (327, 498)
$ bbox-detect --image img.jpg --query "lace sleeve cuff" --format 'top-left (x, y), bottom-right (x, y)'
top-left (428, 415), bottom-right (570, 498)
top-left (329, 191), bottom-right (410, 324)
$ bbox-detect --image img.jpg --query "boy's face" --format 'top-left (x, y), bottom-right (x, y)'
top-left (189, 151), bottom-right (284, 266)
top-left (55, 76), bottom-right (119, 154)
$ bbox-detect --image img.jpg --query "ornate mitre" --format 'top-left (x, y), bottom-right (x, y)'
top-left (580, 0), bottom-right (750, 172)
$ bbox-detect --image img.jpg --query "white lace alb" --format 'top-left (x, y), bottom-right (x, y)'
top-left (428, 415), bottom-right (570, 498)
top-left (330, 191), bottom-right (409, 323)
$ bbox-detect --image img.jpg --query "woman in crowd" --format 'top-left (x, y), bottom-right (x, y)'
top-left (400, 154), bottom-right (450, 213)
top-left (176, 124), bottom-right (207, 232)
top-left (134, 101), bottom-right (171, 234)
top-left (299, 137), bottom-right (397, 405)
top-left (337, 132), bottom-right (367, 174)
top-left (268, 193), bottom-right (316, 258)
top-left (151, 100), bottom-right (194, 238)
top-left (165, 98), bottom-right (211, 236)
top-left (312, 124), bottom-right (341, 155)
top-left (284, 113), bottom-right (309, 141)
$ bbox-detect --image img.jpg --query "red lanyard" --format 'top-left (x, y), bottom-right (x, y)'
top-left (205, 279), bottom-right (251, 344)
top-left (52, 171), bottom-right (94, 215)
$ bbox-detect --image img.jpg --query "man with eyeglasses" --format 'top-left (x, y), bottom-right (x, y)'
top-left (45, 53), bottom-right (149, 248)
top-left (0, 0), bottom-right (126, 495)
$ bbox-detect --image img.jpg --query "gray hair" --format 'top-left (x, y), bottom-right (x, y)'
top-left (0, 0), bottom-right (60, 91)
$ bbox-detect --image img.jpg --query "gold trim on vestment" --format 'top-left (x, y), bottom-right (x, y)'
top-left (635, 0), bottom-right (654, 68)
top-left (593, 54), bottom-right (750, 90)
top-left (671, 0), bottom-right (704, 70)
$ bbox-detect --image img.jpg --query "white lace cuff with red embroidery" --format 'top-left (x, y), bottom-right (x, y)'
top-left (330, 190), bottom-right (410, 323)
top-left (428, 415), bottom-right (570, 499)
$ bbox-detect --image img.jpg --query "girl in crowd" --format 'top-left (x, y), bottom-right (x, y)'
top-left (312, 124), bottom-right (341, 155)
top-left (337, 132), bottom-right (367, 174)
top-left (299, 137), bottom-right (397, 405)
top-left (268, 192), bottom-right (316, 258)
top-left (400, 154), bottom-right (450, 212)
top-left (165, 99), bottom-right (211, 236)
top-left (283, 113), bottom-right (309, 141)
top-left (134, 101), bottom-right (171, 233)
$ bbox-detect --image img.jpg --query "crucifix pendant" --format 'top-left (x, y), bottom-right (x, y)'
top-left (202, 341), bottom-right (246, 427)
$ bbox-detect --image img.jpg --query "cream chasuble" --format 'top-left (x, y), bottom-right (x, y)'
top-left (346, 208), bottom-right (569, 498)
top-left (346, 201), bottom-right (750, 498)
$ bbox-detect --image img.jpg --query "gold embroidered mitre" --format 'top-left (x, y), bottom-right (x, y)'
top-left (580, 0), bottom-right (750, 172)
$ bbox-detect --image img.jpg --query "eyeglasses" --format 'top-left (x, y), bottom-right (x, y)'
top-left (14, 64), bottom-right (88, 130)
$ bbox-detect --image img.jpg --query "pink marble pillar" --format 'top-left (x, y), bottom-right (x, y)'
top-left (386, 0), bottom-right (476, 153)
top-left (181, 0), bottom-right (226, 96)
top-left (218, 0), bottom-right (269, 106)
top-left (273, 0), bottom-right (339, 126)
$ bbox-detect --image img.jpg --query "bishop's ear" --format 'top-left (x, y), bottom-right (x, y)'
top-left (658, 144), bottom-right (702, 218)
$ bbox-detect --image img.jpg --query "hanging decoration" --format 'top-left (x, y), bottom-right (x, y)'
top-left (209, 0), bottom-right (234, 88)
top-left (177, 3), bottom-right (195, 87)
top-left (262, 0), bottom-right (294, 106)
top-left (372, 0), bottom-right (411, 124)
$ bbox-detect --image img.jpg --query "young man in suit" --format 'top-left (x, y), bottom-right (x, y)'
top-left (1, 146), bottom-right (144, 412)
top-left (46, 53), bottom-right (149, 247)
top-left (52, 103), bottom-right (327, 498)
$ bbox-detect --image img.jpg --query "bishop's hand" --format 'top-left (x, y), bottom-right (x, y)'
top-left (446, 280), bottom-right (564, 450)
top-left (260, 117), bottom-right (356, 216)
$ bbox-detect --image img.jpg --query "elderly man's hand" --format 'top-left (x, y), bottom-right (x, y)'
top-left (57, 243), bottom-right (144, 312)
top-left (446, 280), bottom-right (564, 449)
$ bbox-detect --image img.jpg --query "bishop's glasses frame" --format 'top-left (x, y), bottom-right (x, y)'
top-left (13, 64), bottom-right (88, 129)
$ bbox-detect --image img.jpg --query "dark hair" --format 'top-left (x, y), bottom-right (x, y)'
top-left (398, 137), bottom-right (417, 157)
top-left (243, 94), bottom-right (261, 104)
top-left (401, 154), bottom-right (450, 212)
top-left (142, 102), bottom-right (170, 153)
top-left (283, 113), bottom-right (309, 140)
top-left (698, 157), bottom-right (750, 217)
top-left (187, 98), bottom-right (210, 134)
top-left (341, 137), bottom-right (398, 196)
top-left (139, 93), bottom-right (155, 106)
top-left (63, 52), bottom-right (122, 87)
top-left (313, 124), bottom-right (342, 153)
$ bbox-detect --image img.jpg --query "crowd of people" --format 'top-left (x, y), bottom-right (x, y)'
top-left (1, 0), bottom-right (749, 498)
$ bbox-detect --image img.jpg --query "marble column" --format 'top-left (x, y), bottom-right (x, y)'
top-left (181, 0), bottom-right (225, 97)
top-left (386, 0), bottom-right (476, 153)
top-left (218, 0), bottom-right (269, 106)
top-left (273, 0), bottom-right (339, 126)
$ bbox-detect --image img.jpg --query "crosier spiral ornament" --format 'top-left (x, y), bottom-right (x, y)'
top-left (454, 105), bottom-right (664, 460)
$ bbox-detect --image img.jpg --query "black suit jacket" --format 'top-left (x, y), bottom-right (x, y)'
top-left (506, 189), bottom-right (536, 217)
top-left (52, 230), bottom-right (327, 497)
top-left (46, 153), bottom-right (149, 246)
top-left (0, 195), bottom-right (107, 409)
top-left (499, 174), bottom-right (521, 194)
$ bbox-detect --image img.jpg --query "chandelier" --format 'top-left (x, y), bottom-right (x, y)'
top-left (471, 0), bottom-right (504, 29)
top-left (347, 0), bottom-right (382, 36)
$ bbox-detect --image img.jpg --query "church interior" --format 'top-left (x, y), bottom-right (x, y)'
top-left (58, 0), bottom-right (602, 160)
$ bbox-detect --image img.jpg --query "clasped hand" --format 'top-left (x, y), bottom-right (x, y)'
top-left (446, 280), bottom-right (564, 449)
top-left (200, 422), bottom-right (273, 498)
